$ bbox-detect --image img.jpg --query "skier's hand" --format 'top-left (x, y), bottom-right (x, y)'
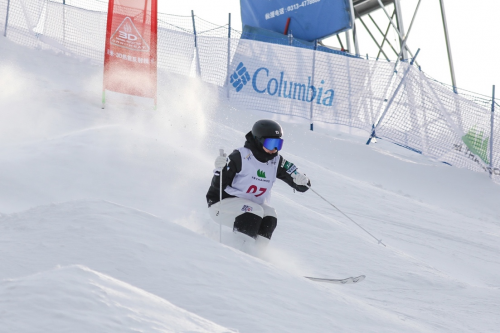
top-left (292, 172), bottom-right (309, 186)
top-left (214, 155), bottom-right (227, 169)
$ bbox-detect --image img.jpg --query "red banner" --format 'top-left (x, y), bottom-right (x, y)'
top-left (103, 0), bottom-right (157, 100)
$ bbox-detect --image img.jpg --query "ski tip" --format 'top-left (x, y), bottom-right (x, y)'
top-left (352, 275), bottom-right (366, 283)
top-left (305, 275), bottom-right (366, 284)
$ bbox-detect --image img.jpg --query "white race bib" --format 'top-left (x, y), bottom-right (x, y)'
top-left (225, 147), bottom-right (279, 205)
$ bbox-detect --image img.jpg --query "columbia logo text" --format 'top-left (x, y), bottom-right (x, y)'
top-left (231, 62), bottom-right (335, 106)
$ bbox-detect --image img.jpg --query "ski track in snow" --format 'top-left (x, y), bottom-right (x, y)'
top-left (1, 37), bottom-right (500, 332)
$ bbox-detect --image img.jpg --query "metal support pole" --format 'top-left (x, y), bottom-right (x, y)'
top-left (376, 9), bottom-right (396, 60)
top-left (491, 85), bottom-right (496, 177)
top-left (191, 10), bottom-right (201, 77)
top-left (369, 12), bottom-right (399, 59)
top-left (4, 0), bottom-right (11, 37)
top-left (356, 11), bottom-right (390, 61)
top-left (191, 10), bottom-right (197, 42)
top-left (347, 45), bottom-right (353, 130)
top-left (102, 0), bottom-right (115, 109)
top-left (353, 21), bottom-right (360, 56)
top-left (376, 0), bottom-right (419, 67)
top-left (393, 0), bottom-right (407, 60)
top-left (348, 0), bottom-right (359, 55)
top-left (63, 0), bottom-right (66, 46)
top-left (439, 0), bottom-right (457, 93)
top-left (392, 0), bottom-right (422, 71)
top-left (345, 30), bottom-right (351, 54)
top-left (336, 34), bottom-right (344, 51)
top-left (226, 13), bottom-right (231, 99)
top-left (310, 40), bottom-right (318, 131)
top-left (367, 48), bottom-right (420, 145)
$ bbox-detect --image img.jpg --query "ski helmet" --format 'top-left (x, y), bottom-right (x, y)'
top-left (252, 119), bottom-right (283, 140)
top-left (252, 119), bottom-right (284, 151)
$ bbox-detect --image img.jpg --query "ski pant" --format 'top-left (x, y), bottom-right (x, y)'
top-left (208, 197), bottom-right (277, 239)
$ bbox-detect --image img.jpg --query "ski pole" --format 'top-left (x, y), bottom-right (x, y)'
top-left (307, 186), bottom-right (386, 247)
top-left (218, 148), bottom-right (226, 243)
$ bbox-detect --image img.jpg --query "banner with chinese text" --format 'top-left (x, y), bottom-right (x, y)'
top-left (103, 0), bottom-right (157, 100)
top-left (240, 0), bottom-right (352, 41)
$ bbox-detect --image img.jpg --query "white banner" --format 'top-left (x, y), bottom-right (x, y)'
top-left (227, 39), bottom-right (394, 132)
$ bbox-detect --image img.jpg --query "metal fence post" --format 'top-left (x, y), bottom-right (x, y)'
top-left (345, 30), bottom-right (351, 53)
top-left (63, 0), bottom-right (66, 46)
top-left (439, 0), bottom-right (458, 94)
top-left (309, 40), bottom-right (317, 131)
top-left (226, 13), bottom-right (231, 99)
top-left (191, 10), bottom-right (201, 77)
top-left (4, 0), bottom-right (11, 37)
top-left (491, 85), bottom-right (496, 178)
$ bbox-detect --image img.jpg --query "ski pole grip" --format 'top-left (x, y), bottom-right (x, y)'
top-left (219, 148), bottom-right (226, 157)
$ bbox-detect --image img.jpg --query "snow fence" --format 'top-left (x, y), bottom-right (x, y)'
top-left (1, 0), bottom-right (498, 183)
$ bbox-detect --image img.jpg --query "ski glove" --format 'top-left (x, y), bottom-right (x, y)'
top-left (214, 155), bottom-right (227, 169)
top-left (292, 172), bottom-right (309, 186)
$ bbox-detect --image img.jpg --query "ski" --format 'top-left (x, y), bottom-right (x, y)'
top-left (305, 275), bottom-right (365, 285)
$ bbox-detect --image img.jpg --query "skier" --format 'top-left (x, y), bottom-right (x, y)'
top-left (206, 119), bottom-right (310, 246)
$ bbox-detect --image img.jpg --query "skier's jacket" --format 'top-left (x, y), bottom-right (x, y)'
top-left (206, 131), bottom-right (310, 207)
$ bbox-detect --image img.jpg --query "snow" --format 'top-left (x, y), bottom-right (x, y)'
top-left (1, 36), bottom-right (499, 332)
top-left (0, 265), bottom-right (235, 333)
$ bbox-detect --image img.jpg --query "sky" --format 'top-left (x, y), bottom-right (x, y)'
top-left (159, 0), bottom-right (499, 99)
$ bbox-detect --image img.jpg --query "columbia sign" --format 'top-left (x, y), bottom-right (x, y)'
top-left (230, 62), bottom-right (334, 107)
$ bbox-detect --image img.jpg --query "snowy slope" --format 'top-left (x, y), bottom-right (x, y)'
top-left (0, 200), bottom-right (426, 332)
top-left (1, 36), bottom-right (500, 332)
top-left (0, 264), bottom-right (236, 333)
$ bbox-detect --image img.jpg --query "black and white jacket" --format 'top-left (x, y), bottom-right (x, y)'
top-left (206, 131), bottom-right (310, 207)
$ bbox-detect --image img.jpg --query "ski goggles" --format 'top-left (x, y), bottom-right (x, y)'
top-left (262, 137), bottom-right (284, 151)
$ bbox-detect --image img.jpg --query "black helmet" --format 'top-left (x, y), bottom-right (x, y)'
top-left (252, 119), bottom-right (283, 142)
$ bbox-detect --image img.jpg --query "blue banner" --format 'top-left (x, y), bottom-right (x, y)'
top-left (240, 0), bottom-right (353, 42)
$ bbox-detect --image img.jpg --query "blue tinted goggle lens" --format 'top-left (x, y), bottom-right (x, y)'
top-left (262, 138), bottom-right (284, 151)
